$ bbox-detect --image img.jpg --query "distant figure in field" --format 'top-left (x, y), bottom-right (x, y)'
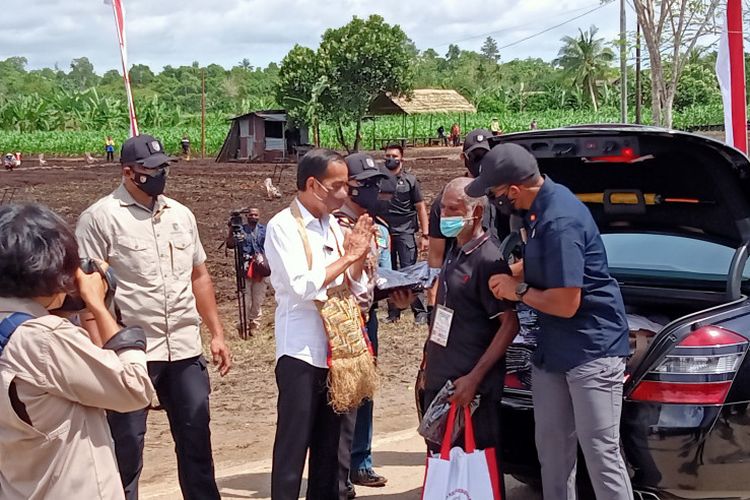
top-left (490, 117), bottom-right (502, 136)
top-left (105, 136), bottom-right (116, 162)
top-left (181, 135), bottom-right (191, 160)
top-left (530, 119), bottom-right (538, 130)
top-left (436, 125), bottom-right (448, 147)
top-left (450, 123), bottom-right (461, 147)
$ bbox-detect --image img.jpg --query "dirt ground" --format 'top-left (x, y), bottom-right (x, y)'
top-left (0, 147), bottom-right (467, 491)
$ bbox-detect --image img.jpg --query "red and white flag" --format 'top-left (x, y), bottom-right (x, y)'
top-left (716, 0), bottom-right (747, 153)
top-left (105, 0), bottom-right (139, 137)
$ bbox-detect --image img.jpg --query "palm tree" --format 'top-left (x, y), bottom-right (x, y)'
top-left (554, 26), bottom-right (614, 112)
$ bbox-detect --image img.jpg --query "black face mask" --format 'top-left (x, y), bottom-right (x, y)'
top-left (489, 192), bottom-right (527, 218)
top-left (349, 182), bottom-right (390, 216)
top-left (133, 168), bottom-right (167, 197)
top-left (384, 158), bottom-right (400, 171)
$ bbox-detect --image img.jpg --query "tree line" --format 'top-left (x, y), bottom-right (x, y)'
top-left (0, 0), bottom-right (738, 152)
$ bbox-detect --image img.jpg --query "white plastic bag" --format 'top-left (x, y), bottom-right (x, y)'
top-left (421, 403), bottom-right (502, 500)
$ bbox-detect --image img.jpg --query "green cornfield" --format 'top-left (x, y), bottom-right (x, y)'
top-left (0, 105), bottom-right (726, 156)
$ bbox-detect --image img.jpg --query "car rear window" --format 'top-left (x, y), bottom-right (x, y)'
top-left (602, 233), bottom-right (745, 281)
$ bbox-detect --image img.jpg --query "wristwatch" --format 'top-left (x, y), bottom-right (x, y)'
top-left (515, 282), bottom-right (530, 301)
top-left (421, 233), bottom-right (429, 239)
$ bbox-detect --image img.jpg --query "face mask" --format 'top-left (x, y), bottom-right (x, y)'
top-left (490, 192), bottom-right (526, 217)
top-left (133, 168), bottom-right (167, 197)
top-left (384, 158), bottom-right (400, 171)
top-left (314, 179), bottom-right (346, 212)
top-left (349, 183), bottom-right (384, 216)
top-left (440, 216), bottom-right (469, 238)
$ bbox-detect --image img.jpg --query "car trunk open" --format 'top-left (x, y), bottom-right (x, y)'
top-left (495, 127), bottom-right (750, 392)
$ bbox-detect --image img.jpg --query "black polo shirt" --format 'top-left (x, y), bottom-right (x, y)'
top-left (428, 189), bottom-right (510, 257)
top-left (380, 171), bottom-right (423, 235)
top-left (523, 177), bottom-right (630, 373)
top-left (424, 234), bottom-right (511, 392)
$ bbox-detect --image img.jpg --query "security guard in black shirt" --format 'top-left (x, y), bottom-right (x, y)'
top-left (380, 144), bottom-right (430, 324)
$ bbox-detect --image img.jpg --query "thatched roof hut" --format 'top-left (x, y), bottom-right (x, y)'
top-left (368, 89), bottom-right (476, 115)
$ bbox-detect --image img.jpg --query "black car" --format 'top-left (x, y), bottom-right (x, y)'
top-left (419, 126), bottom-right (750, 500)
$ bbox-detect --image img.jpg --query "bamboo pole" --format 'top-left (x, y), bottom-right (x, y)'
top-left (201, 68), bottom-right (206, 159)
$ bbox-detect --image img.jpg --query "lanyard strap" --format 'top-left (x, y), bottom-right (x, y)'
top-left (289, 198), bottom-right (344, 272)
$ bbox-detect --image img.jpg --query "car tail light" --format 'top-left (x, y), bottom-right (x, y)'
top-left (504, 373), bottom-right (525, 390)
top-left (630, 326), bottom-right (748, 405)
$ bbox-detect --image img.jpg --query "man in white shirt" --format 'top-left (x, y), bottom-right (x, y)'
top-left (265, 149), bottom-right (374, 500)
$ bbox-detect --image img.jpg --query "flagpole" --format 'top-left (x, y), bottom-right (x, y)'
top-left (109, 0), bottom-right (139, 137)
top-left (717, 0), bottom-right (747, 154)
top-left (727, 0), bottom-right (747, 153)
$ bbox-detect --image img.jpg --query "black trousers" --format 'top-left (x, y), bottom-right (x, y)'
top-left (388, 232), bottom-right (427, 319)
top-left (272, 355), bottom-right (344, 500)
top-left (107, 355), bottom-right (219, 500)
top-left (106, 151), bottom-right (114, 162)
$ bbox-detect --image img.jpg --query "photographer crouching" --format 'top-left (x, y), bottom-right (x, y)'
top-left (0, 203), bottom-right (155, 499)
top-left (225, 207), bottom-right (269, 337)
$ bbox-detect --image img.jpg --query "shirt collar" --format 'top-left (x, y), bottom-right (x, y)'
top-left (527, 175), bottom-right (555, 223)
top-left (114, 183), bottom-right (170, 214)
top-left (295, 197), bottom-right (330, 229)
top-left (0, 297), bottom-right (50, 317)
top-left (460, 231), bottom-right (490, 255)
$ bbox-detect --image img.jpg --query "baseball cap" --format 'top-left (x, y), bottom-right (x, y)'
top-left (465, 143), bottom-right (540, 197)
top-left (120, 134), bottom-right (171, 168)
top-left (462, 129), bottom-right (492, 154)
top-left (345, 153), bottom-right (388, 182)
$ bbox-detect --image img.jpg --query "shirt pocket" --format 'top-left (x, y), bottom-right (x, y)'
top-left (170, 236), bottom-right (194, 276)
top-left (114, 236), bottom-right (156, 277)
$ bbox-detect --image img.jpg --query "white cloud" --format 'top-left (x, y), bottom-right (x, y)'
top-left (0, 0), bottom-right (629, 73)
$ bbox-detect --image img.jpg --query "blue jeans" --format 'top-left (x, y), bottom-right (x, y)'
top-left (351, 307), bottom-right (379, 472)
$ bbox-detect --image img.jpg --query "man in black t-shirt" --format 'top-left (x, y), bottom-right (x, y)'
top-left (380, 144), bottom-right (430, 324)
top-left (420, 177), bottom-right (518, 494)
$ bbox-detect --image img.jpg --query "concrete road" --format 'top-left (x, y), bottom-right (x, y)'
top-left (143, 428), bottom-right (541, 499)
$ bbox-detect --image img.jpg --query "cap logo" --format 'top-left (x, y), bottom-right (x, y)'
top-left (366, 158), bottom-right (374, 168)
top-left (151, 141), bottom-right (161, 152)
top-left (477, 135), bottom-right (484, 142)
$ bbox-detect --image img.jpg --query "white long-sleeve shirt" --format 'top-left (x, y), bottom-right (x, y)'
top-left (265, 198), bottom-right (367, 368)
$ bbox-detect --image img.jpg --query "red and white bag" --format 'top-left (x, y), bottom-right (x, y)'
top-left (421, 403), bottom-right (502, 500)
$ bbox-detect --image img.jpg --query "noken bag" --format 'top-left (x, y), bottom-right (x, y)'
top-left (421, 403), bottom-right (502, 500)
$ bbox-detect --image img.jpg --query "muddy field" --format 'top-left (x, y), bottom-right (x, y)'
top-left (0, 148), bottom-right (466, 489)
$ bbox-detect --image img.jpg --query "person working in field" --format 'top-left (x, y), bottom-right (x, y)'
top-left (76, 134), bottom-right (231, 500)
top-left (105, 136), bottom-right (115, 162)
top-left (181, 135), bottom-right (191, 160)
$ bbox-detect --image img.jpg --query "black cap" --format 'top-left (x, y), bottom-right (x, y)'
top-left (345, 153), bottom-right (388, 182)
top-left (465, 143), bottom-right (540, 197)
top-left (462, 128), bottom-right (492, 154)
top-left (120, 134), bottom-right (171, 168)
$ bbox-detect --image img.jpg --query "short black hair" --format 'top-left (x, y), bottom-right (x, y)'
top-left (0, 203), bottom-right (80, 298)
top-left (296, 148), bottom-right (345, 191)
top-left (384, 144), bottom-right (404, 156)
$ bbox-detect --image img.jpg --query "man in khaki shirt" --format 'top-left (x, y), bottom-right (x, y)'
top-left (76, 134), bottom-right (231, 500)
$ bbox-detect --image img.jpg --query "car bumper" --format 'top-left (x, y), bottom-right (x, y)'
top-left (500, 395), bottom-right (750, 498)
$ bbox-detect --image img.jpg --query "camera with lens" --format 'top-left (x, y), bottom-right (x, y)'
top-left (53, 258), bottom-right (117, 313)
top-left (229, 211), bottom-right (243, 228)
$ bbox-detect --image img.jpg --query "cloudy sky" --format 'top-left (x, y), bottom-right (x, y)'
top-left (3, 0), bottom-right (633, 73)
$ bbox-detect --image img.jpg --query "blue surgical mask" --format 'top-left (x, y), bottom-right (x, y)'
top-left (440, 216), bottom-right (469, 237)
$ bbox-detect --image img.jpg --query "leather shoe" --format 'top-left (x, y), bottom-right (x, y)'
top-left (350, 468), bottom-right (388, 487)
